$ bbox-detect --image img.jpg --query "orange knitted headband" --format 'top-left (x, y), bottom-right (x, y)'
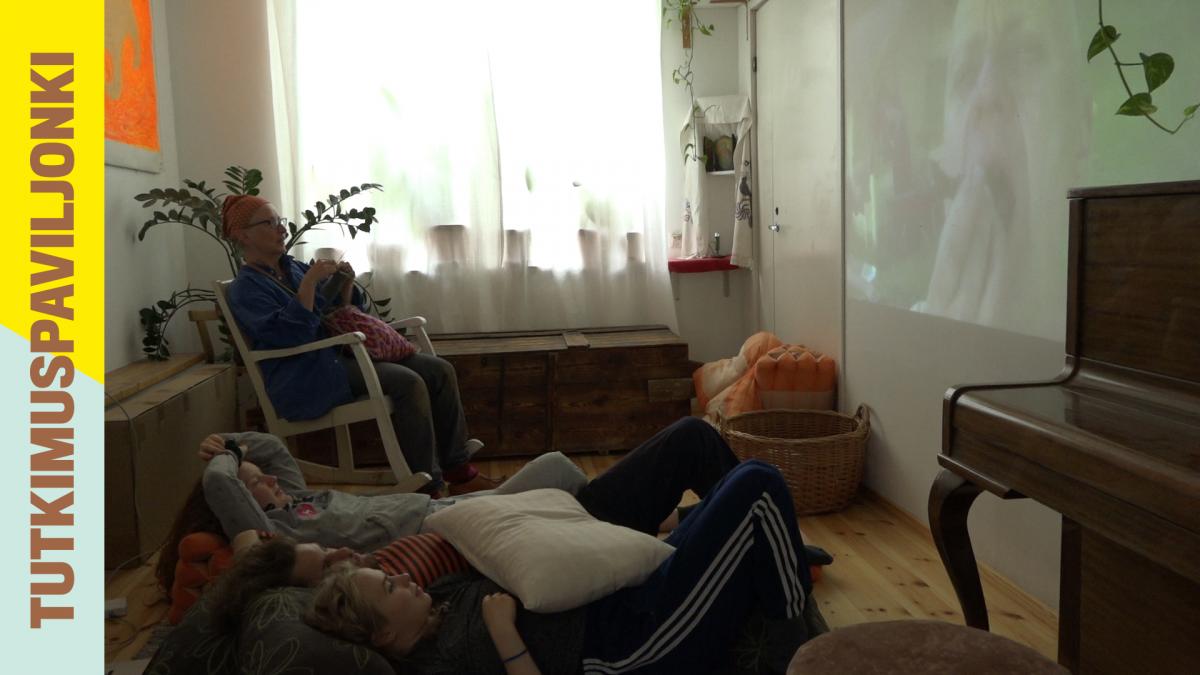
top-left (221, 194), bottom-right (270, 240)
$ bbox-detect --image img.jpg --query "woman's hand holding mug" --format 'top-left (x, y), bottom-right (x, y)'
top-left (297, 259), bottom-right (339, 310)
top-left (302, 259), bottom-right (339, 284)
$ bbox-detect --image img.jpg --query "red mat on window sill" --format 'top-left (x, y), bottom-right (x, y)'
top-left (668, 256), bottom-right (738, 273)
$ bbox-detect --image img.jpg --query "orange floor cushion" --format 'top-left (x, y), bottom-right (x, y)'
top-left (168, 531), bottom-right (235, 624)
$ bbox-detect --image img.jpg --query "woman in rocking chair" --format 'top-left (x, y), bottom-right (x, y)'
top-left (221, 194), bottom-right (493, 496)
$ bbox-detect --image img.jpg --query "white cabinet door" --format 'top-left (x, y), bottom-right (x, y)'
top-left (755, 0), bottom-right (842, 359)
top-left (755, 10), bottom-right (778, 334)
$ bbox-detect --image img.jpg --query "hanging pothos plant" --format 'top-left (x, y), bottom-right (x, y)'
top-left (133, 166), bottom-right (393, 360)
top-left (663, 0), bottom-right (715, 164)
top-left (1088, 0), bottom-right (1198, 134)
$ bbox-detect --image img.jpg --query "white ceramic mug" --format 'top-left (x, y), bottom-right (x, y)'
top-left (313, 247), bottom-right (343, 262)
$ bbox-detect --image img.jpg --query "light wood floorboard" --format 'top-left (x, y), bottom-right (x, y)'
top-left (799, 492), bottom-right (1058, 660)
top-left (105, 453), bottom-right (1057, 664)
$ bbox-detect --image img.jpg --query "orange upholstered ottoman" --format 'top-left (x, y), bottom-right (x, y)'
top-left (787, 620), bottom-right (1066, 675)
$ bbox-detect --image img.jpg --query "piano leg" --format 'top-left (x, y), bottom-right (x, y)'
top-left (928, 469), bottom-right (989, 630)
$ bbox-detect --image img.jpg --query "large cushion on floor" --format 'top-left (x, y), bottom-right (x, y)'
top-left (144, 587), bottom-right (395, 675)
top-left (786, 620), bottom-right (1067, 675)
top-left (424, 488), bottom-right (674, 612)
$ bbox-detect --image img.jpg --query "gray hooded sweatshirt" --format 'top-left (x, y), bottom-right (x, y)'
top-left (202, 431), bottom-right (588, 551)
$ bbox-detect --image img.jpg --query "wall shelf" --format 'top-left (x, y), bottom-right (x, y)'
top-left (668, 255), bottom-right (738, 274)
top-left (668, 256), bottom-right (742, 299)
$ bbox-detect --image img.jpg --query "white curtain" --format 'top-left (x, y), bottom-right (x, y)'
top-left (269, 0), bottom-right (676, 334)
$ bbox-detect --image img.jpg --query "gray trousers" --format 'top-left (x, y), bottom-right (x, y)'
top-left (340, 352), bottom-right (469, 482)
top-left (423, 451), bottom-right (590, 526)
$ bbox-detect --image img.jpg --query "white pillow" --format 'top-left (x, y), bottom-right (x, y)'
top-left (424, 488), bottom-right (674, 612)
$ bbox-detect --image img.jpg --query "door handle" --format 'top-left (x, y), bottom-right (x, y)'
top-left (769, 222), bottom-right (781, 232)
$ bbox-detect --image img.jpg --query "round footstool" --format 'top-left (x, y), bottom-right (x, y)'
top-left (787, 620), bottom-right (1066, 675)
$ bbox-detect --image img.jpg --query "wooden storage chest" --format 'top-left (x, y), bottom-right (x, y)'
top-left (441, 325), bottom-right (695, 458)
top-left (295, 326), bottom-right (694, 465)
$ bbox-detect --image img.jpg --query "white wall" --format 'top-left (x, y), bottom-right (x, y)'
top-left (737, 5), bottom-right (752, 98)
top-left (166, 0), bottom-right (282, 295)
top-left (664, 6), bottom-right (755, 362)
top-left (105, 0), bottom-right (190, 369)
top-left (843, 300), bottom-right (1067, 604)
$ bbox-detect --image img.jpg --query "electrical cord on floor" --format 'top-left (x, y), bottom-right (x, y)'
top-left (105, 550), bottom-right (171, 657)
top-left (104, 616), bottom-right (139, 654)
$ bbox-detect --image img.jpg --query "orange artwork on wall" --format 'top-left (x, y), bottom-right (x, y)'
top-left (105, 0), bottom-right (159, 152)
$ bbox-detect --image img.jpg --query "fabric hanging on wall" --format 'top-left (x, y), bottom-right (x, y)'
top-left (730, 114), bottom-right (754, 269)
top-left (678, 94), bottom-right (754, 268)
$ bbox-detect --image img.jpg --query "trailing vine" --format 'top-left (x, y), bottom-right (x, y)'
top-left (664, 0), bottom-right (715, 163)
top-left (1088, 0), bottom-right (1198, 134)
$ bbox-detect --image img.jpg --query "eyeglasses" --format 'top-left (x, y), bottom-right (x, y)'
top-left (246, 216), bottom-right (287, 229)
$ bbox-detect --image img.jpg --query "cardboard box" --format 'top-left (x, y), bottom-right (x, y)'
top-left (104, 363), bottom-right (237, 569)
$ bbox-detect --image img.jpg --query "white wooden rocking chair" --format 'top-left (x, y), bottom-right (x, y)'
top-left (214, 279), bottom-right (433, 490)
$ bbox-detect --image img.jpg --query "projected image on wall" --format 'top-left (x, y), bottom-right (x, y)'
top-left (845, 0), bottom-right (1091, 341)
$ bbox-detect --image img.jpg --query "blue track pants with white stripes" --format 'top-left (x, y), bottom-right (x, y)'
top-left (580, 460), bottom-right (812, 674)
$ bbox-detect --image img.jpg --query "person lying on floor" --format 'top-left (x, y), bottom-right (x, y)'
top-left (301, 461), bottom-right (813, 675)
top-left (159, 417), bottom-right (740, 594)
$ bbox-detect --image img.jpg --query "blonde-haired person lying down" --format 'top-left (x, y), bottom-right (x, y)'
top-left (304, 461), bottom-right (814, 675)
top-left (204, 528), bottom-right (469, 634)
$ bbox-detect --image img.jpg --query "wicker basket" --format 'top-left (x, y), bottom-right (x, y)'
top-left (720, 405), bottom-right (870, 515)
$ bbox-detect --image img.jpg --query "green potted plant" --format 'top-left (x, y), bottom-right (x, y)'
top-left (1088, 0), bottom-right (1197, 134)
top-left (663, 0), bottom-right (716, 164)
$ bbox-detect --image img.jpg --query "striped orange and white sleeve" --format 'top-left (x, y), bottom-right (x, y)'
top-left (373, 532), bottom-right (471, 587)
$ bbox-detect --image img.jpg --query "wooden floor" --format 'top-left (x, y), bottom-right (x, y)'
top-left (105, 453), bottom-right (1058, 664)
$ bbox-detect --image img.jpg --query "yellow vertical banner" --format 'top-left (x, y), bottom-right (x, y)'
top-left (0, 0), bottom-right (104, 670)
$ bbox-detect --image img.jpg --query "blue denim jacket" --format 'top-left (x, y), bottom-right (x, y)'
top-left (227, 255), bottom-right (362, 420)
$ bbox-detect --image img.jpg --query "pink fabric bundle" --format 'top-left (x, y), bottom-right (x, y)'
top-left (324, 306), bottom-right (416, 362)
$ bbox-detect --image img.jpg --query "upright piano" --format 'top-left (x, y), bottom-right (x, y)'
top-left (929, 180), bottom-right (1200, 674)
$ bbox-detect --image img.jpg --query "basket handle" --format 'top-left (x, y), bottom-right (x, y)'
top-left (854, 403), bottom-right (871, 430)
